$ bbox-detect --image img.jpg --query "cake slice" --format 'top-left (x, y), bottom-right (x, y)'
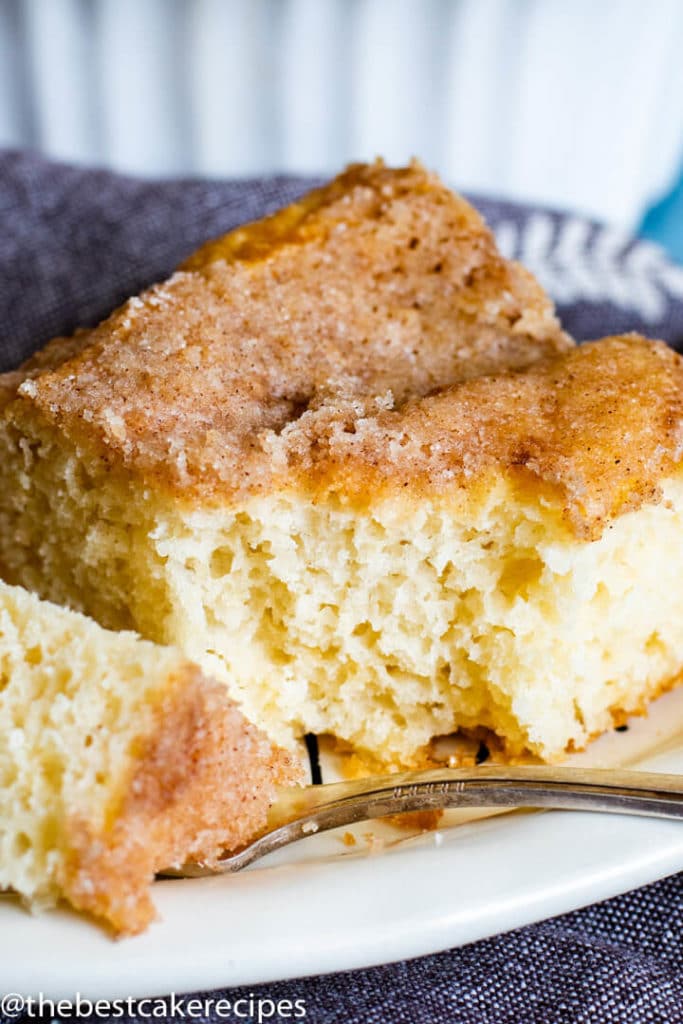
top-left (5, 161), bottom-right (679, 770)
top-left (0, 579), bottom-right (297, 935)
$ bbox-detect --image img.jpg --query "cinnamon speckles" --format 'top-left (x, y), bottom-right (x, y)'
top-left (1, 161), bottom-right (582, 517)
top-left (266, 334), bottom-right (683, 540)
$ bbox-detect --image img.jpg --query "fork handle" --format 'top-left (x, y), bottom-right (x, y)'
top-left (282, 764), bottom-right (683, 823)
top-left (325, 761), bottom-right (683, 815)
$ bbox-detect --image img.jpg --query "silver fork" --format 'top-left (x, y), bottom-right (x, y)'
top-left (166, 764), bottom-right (683, 878)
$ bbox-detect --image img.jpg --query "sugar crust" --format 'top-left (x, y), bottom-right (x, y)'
top-left (290, 334), bottom-right (683, 539)
top-left (59, 664), bottom-right (299, 935)
top-left (3, 160), bottom-right (572, 505)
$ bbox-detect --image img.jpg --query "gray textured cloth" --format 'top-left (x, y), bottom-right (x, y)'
top-left (0, 149), bottom-right (682, 1023)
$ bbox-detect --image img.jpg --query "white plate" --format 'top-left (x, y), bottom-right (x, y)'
top-left (2, 686), bottom-right (683, 999)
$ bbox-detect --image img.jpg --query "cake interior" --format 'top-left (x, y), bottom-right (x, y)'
top-left (0, 580), bottom-right (185, 911)
top-left (4, 414), bottom-right (683, 766)
top-left (0, 576), bottom-right (294, 934)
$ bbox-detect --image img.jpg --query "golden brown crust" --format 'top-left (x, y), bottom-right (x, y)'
top-left (6, 165), bottom-right (680, 540)
top-left (3, 160), bottom-right (570, 500)
top-left (288, 334), bottom-right (683, 539)
top-left (58, 666), bottom-right (301, 936)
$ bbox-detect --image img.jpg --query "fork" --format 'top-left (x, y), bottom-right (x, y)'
top-left (166, 764), bottom-right (683, 878)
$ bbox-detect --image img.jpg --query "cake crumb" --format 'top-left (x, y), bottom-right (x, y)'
top-left (363, 832), bottom-right (386, 854)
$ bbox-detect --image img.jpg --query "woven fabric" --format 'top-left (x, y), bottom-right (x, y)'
top-left (0, 149), bottom-right (682, 1024)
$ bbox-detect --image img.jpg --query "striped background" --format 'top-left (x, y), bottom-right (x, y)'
top-left (1, 0), bottom-right (682, 231)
